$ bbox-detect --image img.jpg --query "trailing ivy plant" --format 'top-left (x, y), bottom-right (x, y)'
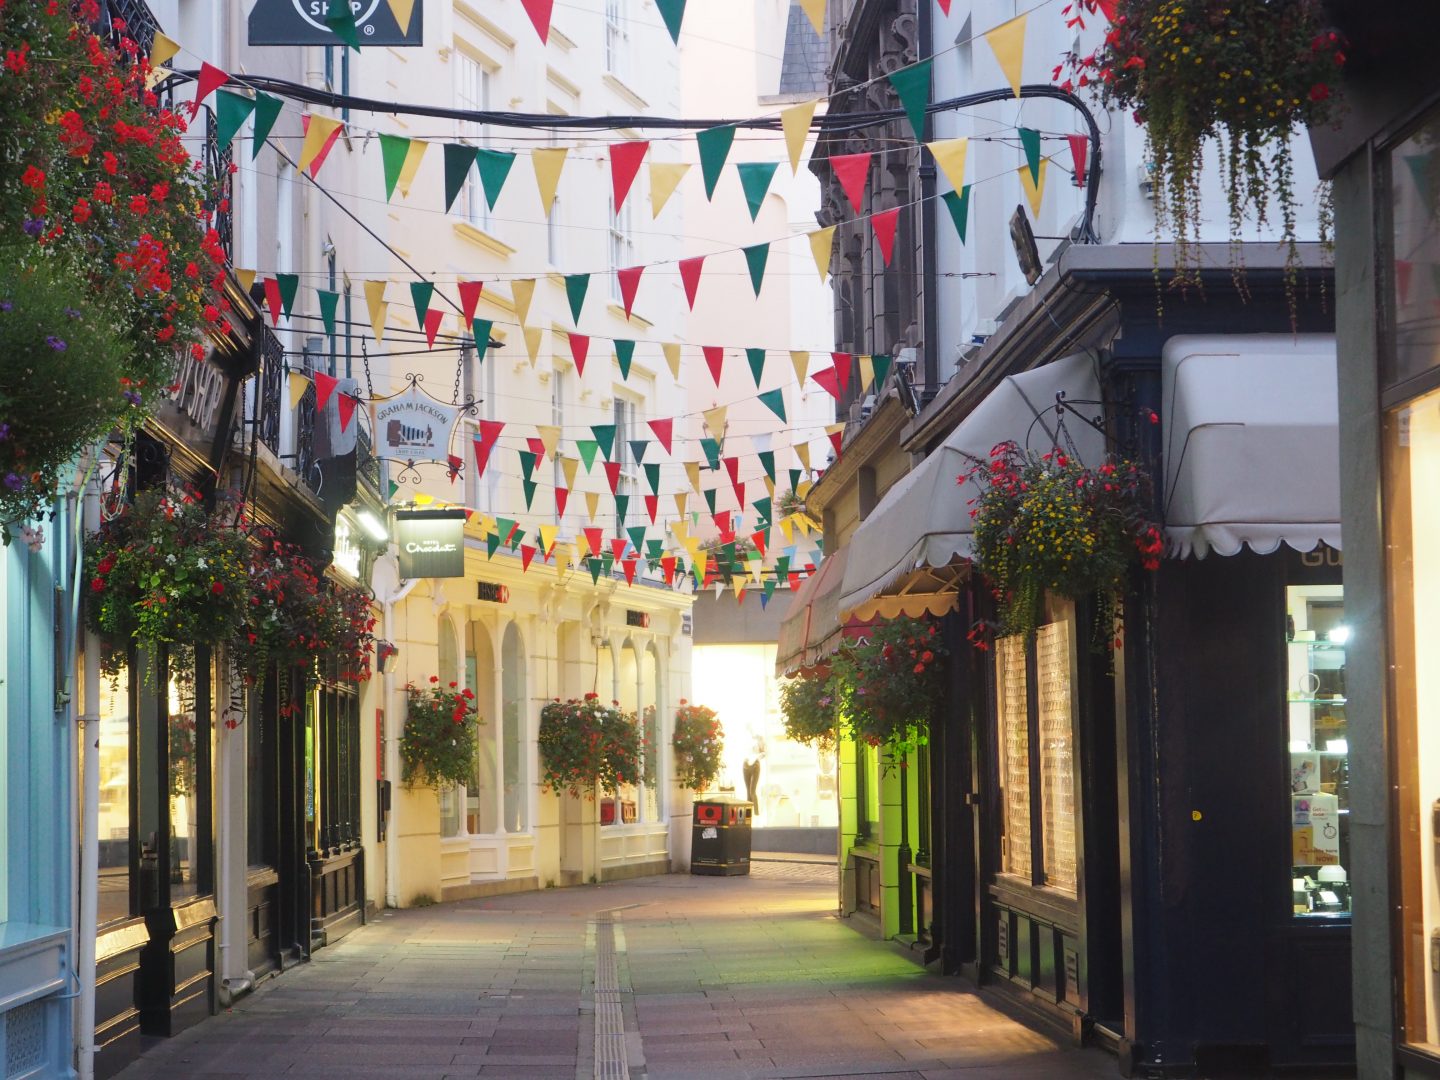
top-left (400, 677), bottom-right (481, 790)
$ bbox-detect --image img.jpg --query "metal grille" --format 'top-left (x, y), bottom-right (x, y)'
top-left (592, 915), bottom-right (629, 1080)
top-left (203, 108), bottom-right (234, 262)
top-left (4, 1001), bottom-right (46, 1077)
top-left (257, 326), bottom-right (285, 455)
top-left (996, 634), bottom-right (1031, 879)
top-left (1038, 620), bottom-right (1077, 893)
top-left (105, 0), bottom-right (161, 59)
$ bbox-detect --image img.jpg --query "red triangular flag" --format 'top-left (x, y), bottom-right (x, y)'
top-left (424, 307), bottom-right (444, 348)
top-left (714, 509), bottom-right (732, 535)
top-left (520, 545), bottom-right (537, 572)
top-left (337, 393), bottom-right (357, 432)
top-left (604, 460), bottom-right (622, 494)
top-left (583, 527), bottom-right (603, 556)
top-left (519, 0), bottom-right (555, 42)
top-left (447, 454), bottom-right (463, 484)
top-left (938, 0), bottom-right (952, 11)
top-left (458, 280), bottom-right (484, 325)
top-left (751, 530), bottom-right (767, 556)
top-left (617, 265), bottom-right (644, 319)
top-left (827, 426), bottom-right (844, 456)
top-left (473, 436), bottom-right (493, 476)
top-left (555, 488), bottom-right (569, 517)
top-left (299, 113), bottom-right (343, 179)
top-left (733, 480), bottom-right (745, 508)
top-left (526, 436), bottom-right (545, 467)
top-left (1095, 0), bottom-right (1118, 19)
top-left (703, 346), bottom-right (724, 386)
top-left (569, 332), bottom-right (590, 375)
top-left (830, 152), bottom-right (872, 214)
top-left (313, 371), bottom-right (339, 412)
top-left (647, 418), bottom-right (673, 454)
top-left (622, 557), bottom-right (638, 586)
top-left (644, 495), bottom-right (658, 523)
top-left (788, 571), bottom-right (801, 590)
top-left (1067, 134), bottom-right (1089, 188)
top-left (832, 352), bottom-right (853, 395)
top-left (871, 207), bottom-right (900, 267)
top-left (661, 555), bottom-right (677, 585)
top-left (478, 419), bottom-right (504, 450)
top-left (610, 141), bottom-right (649, 211)
top-left (463, 508), bottom-right (474, 521)
top-left (810, 366), bottom-right (841, 401)
top-left (190, 62), bottom-right (228, 118)
top-left (610, 537), bottom-right (628, 560)
top-left (262, 277), bottom-right (283, 326)
top-left (679, 256), bottom-right (705, 309)
top-left (723, 457), bottom-right (741, 486)
top-left (735, 585), bottom-right (747, 605)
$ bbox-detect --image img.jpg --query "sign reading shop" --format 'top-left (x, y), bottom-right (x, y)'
top-left (373, 390), bottom-right (457, 462)
top-left (395, 509), bottom-right (466, 579)
top-left (248, 0), bottom-right (423, 47)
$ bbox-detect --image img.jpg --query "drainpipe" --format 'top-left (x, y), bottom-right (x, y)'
top-left (76, 476), bottom-right (100, 1080)
top-left (918, 0), bottom-right (941, 402)
top-left (382, 574), bottom-right (419, 907)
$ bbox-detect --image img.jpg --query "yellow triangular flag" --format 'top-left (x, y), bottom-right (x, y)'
top-left (1018, 158), bottom-right (1048, 217)
top-left (790, 350), bottom-right (809, 385)
top-left (778, 517), bottom-right (794, 543)
top-left (649, 162), bottom-right (689, 218)
top-left (532, 147), bottom-right (568, 216)
top-left (671, 519), bottom-right (689, 544)
top-left (797, 478), bottom-right (815, 499)
top-left (859, 355), bottom-right (875, 393)
top-left (794, 514), bottom-right (812, 538)
top-left (364, 281), bottom-right (388, 341)
top-left (662, 342), bottom-right (682, 381)
top-left (474, 515), bottom-right (496, 538)
top-left (287, 372), bottom-right (311, 409)
top-left (146, 66), bottom-right (172, 92)
top-left (234, 268), bottom-right (257, 294)
top-left (685, 461), bottom-right (702, 493)
top-left (368, 300), bottom-right (389, 342)
top-left (928, 137), bottom-right (969, 192)
top-left (577, 531), bottom-right (592, 559)
top-left (765, 476), bottom-right (776, 498)
top-left (692, 550), bottom-right (709, 580)
top-left (150, 31), bottom-right (181, 68)
top-left (985, 13), bottom-right (1027, 99)
top-left (561, 454), bottom-right (580, 491)
top-left (781, 100), bottom-right (819, 174)
top-left (796, 442), bottom-right (812, 471)
top-left (539, 523), bottom-right (559, 554)
top-left (585, 492), bottom-right (601, 522)
top-left (524, 326), bottom-right (544, 367)
top-left (703, 406), bottom-right (727, 440)
top-left (673, 493), bottom-right (688, 519)
top-left (808, 227), bottom-right (836, 284)
top-left (386, 0), bottom-right (417, 35)
top-left (536, 424), bottom-right (562, 460)
top-left (511, 279), bottom-right (536, 325)
top-left (297, 114), bottom-right (344, 176)
top-left (732, 577), bottom-right (747, 599)
top-left (397, 139), bottom-right (428, 198)
top-left (798, 0), bottom-right (825, 37)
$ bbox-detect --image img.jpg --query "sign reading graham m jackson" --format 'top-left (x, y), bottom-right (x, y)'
top-left (395, 510), bottom-right (466, 579)
top-left (373, 390), bottom-right (457, 462)
top-left (248, 0), bottom-right (423, 47)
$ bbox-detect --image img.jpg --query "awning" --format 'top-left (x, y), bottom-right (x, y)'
top-left (837, 353), bottom-right (1105, 618)
top-left (776, 547), bottom-right (873, 676)
top-left (1162, 334), bottom-right (1339, 558)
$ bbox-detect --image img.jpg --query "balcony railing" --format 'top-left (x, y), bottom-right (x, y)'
top-left (105, 0), bottom-right (161, 59)
top-left (255, 324), bottom-right (321, 497)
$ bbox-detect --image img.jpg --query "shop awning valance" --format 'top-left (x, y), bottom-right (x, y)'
top-left (1162, 334), bottom-right (1339, 558)
top-left (837, 353), bottom-right (1104, 618)
top-left (776, 546), bottom-right (873, 676)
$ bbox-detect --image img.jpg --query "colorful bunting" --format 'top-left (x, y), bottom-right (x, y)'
top-left (746, 348), bottom-right (767, 387)
top-left (790, 350), bottom-right (809, 385)
top-left (656, 0), bottom-right (687, 42)
top-left (871, 353), bottom-right (893, 390)
top-left (928, 137), bottom-right (968, 192)
top-left (395, 136), bottom-right (427, 195)
top-left (475, 148), bottom-right (516, 209)
top-left (1019, 158), bottom-right (1048, 217)
top-left (808, 226), bottom-right (836, 284)
top-left (617, 265), bottom-right (644, 319)
top-left (409, 281), bottom-right (434, 327)
top-left (737, 161), bottom-right (779, 221)
top-left (614, 339), bottom-right (635, 380)
top-left (287, 372), bottom-right (310, 409)
top-left (520, 0), bottom-right (555, 43)
top-left (1019, 127), bottom-right (1042, 185)
top-left (871, 207), bottom-right (900, 266)
top-left (650, 162), bottom-right (689, 217)
top-left (679, 256), bottom-right (705, 309)
top-left (1068, 133), bottom-right (1089, 187)
top-left (986, 14), bottom-right (1028, 99)
top-left (458, 280), bottom-right (484, 326)
top-left (379, 134), bottom-right (412, 199)
top-left (648, 418), bottom-right (674, 454)
top-left (298, 114), bottom-right (344, 178)
top-left (742, 242), bottom-right (769, 297)
top-left (215, 90), bottom-right (256, 150)
top-left (662, 342), bottom-right (682, 381)
top-left (592, 424), bottom-right (617, 460)
top-left (703, 405), bottom-right (728, 440)
top-left (262, 277), bottom-right (283, 326)
top-left (696, 125), bottom-right (737, 200)
top-left (150, 31), bottom-right (181, 68)
top-left (511, 279), bottom-right (536, 325)
top-left (564, 273), bottom-right (589, 325)
top-left (830, 152), bottom-right (871, 214)
top-left (576, 440), bottom-right (599, 472)
top-left (424, 308), bottom-right (444, 349)
top-left (523, 326), bottom-right (544, 366)
top-left (313, 371), bottom-right (339, 412)
top-left (324, 0), bottom-right (361, 50)
top-left (190, 62), bottom-right (228, 120)
top-left (443, 144), bottom-right (477, 212)
top-left (568, 332), bottom-right (591, 375)
top-left (532, 146), bottom-right (568, 214)
top-left (703, 347), bottom-right (725, 387)
top-left (758, 388), bottom-right (787, 422)
top-left (364, 280), bottom-right (388, 342)
top-left (888, 59), bottom-right (932, 141)
top-left (275, 273), bottom-right (300, 319)
top-left (798, 0), bottom-right (825, 36)
top-left (942, 185), bottom-right (972, 242)
top-left (781, 99), bottom-right (819, 174)
top-left (610, 141), bottom-right (649, 211)
top-left (317, 289), bottom-right (339, 338)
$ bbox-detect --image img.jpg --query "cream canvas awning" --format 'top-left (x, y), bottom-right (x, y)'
top-left (837, 353), bottom-right (1105, 618)
top-left (1162, 334), bottom-right (1339, 558)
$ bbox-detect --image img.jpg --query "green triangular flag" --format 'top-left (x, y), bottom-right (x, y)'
top-left (871, 353), bottom-right (893, 389)
top-left (276, 273), bottom-right (300, 318)
top-left (317, 289), bottom-right (339, 338)
top-left (589, 558), bottom-right (604, 584)
top-left (789, 468), bottom-right (803, 491)
top-left (721, 541), bottom-right (737, 565)
top-left (627, 525), bottom-right (647, 554)
top-left (815, 536), bottom-right (824, 553)
top-left (645, 539), bottom-right (663, 560)
top-left (251, 93), bottom-right (283, 160)
top-left (472, 319), bottom-right (494, 353)
top-left (592, 424), bottom-right (616, 460)
top-left (443, 144), bottom-right (478, 212)
top-left (758, 388), bottom-right (786, 422)
top-left (387, 479), bottom-right (399, 501)
top-left (696, 125), bottom-right (737, 200)
top-left (324, 0), bottom-right (361, 50)
top-left (754, 497), bottom-right (772, 525)
top-left (888, 60), bottom-right (932, 141)
top-left (614, 495), bottom-right (629, 523)
top-left (628, 440), bottom-right (648, 465)
top-left (941, 186), bottom-right (972, 244)
top-left (703, 488), bottom-right (718, 514)
top-left (215, 90), bottom-right (256, 150)
top-left (763, 578), bottom-right (777, 601)
top-left (518, 450), bottom-right (537, 479)
top-left (758, 450), bottom-right (775, 482)
top-left (409, 281), bottom-right (434, 326)
top-left (576, 440), bottom-right (599, 471)
top-left (614, 339), bottom-right (635, 380)
top-left (742, 243), bottom-right (769, 297)
top-left (745, 348), bottom-right (766, 387)
top-left (602, 551), bottom-right (616, 576)
top-left (509, 527), bottom-right (526, 549)
top-left (644, 462), bottom-right (661, 494)
top-left (564, 273), bottom-right (589, 325)
top-left (775, 554), bottom-right (789, 580)
top-left (655, 0), bottom-right (686, 43)
top-left (700, 438), bottom-right (722, 471)
top-left (522, 477), bottom-right (538, 509)
top-left (736, 161), bottom-right (779, 221)
top-left (496, 518), bottom-right (517, 544)
top-left (487, 532), bottom-right (502, 558)
top-left (475, 148), bottom-right (516, 209)
top-left (1019, 128), bottom-right (1041, 185)
top-left (379, 133), bottom-right (411, 200)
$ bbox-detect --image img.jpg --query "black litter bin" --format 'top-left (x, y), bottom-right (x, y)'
top-left (690, 795), bottom-right (753, 876)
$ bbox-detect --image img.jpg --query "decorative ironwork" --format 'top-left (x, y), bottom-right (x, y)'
top-left (104, 0), bottom-right (161, 60)
top-left (203, 107), bottom-right (234, 262)
top-left (295, 382), bottom-right (319, 492)
top-left (257, 326), bottom-right (285, 456)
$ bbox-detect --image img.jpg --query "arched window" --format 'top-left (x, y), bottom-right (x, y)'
top-left (501, 622), bottom-right (527, 832)
top-left (437, 615), bottom-right (461, 838)
top-left (470, 622), bottom-right (498, 835)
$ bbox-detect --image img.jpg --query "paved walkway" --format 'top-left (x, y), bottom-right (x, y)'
top-left (116, 863), bottom-right (1114, 1080)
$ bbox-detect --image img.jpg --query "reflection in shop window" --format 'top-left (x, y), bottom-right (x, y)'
top-left (438, 616), bottom-right (461, 839)
top-left (996, 634), bottom-right (1032, 880)
top-left (1037, 620), bottom-right (1077, 892)
top-left (469, 621), bottom-right (499, 835)
top-left (168, 648), bottom-right (199, 902)
top-left (97, 664), bottom-right (132, 925)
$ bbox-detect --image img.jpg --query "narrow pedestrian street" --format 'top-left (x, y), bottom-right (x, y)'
top-left (114, 861), bottom-right (1111, 1080)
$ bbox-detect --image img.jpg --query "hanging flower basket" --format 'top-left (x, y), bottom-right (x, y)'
top-left (400, 677), bottom-right (481, 790)
top-left (1065, 0), bottom-right (1344, 313)
top-left (779, 672), bottom-right (838, 752)
top-left (539, 694), bottom-right (642, 799)
top-left (671, 700), bottom-right (724, 790)
top-left (84, 488), bottom-right (251, 672)
top-left (961, 441), bottom-right (1162, 647)
top-left (831, 616), bottom-right (947, 759)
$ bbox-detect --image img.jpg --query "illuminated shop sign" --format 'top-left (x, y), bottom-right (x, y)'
top-left (395, 510), bottom-right (465, 579)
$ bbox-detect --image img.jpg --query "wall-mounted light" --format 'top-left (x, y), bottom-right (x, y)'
top-left (357, 508), bottom-right (389, 542)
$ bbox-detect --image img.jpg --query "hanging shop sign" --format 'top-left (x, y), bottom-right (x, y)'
top-left (248, 0), bottom-right (424, 47)
top-left (373, 390), bottom-right (457, 463)
top-left (477, 581), bottom-right (510, 604)
top-left (395, 509), bottom-right (466, 578)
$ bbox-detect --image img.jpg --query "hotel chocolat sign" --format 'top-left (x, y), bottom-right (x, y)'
top-left (395, 510), bottom-right (465, 579)
top-left (248, 0), bottom-right (423, 46)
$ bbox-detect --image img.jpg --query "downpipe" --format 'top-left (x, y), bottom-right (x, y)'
top-left (76, 476), bottom-right (100, 1080)
top-left (382, 573), bottom-right (418, 908)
